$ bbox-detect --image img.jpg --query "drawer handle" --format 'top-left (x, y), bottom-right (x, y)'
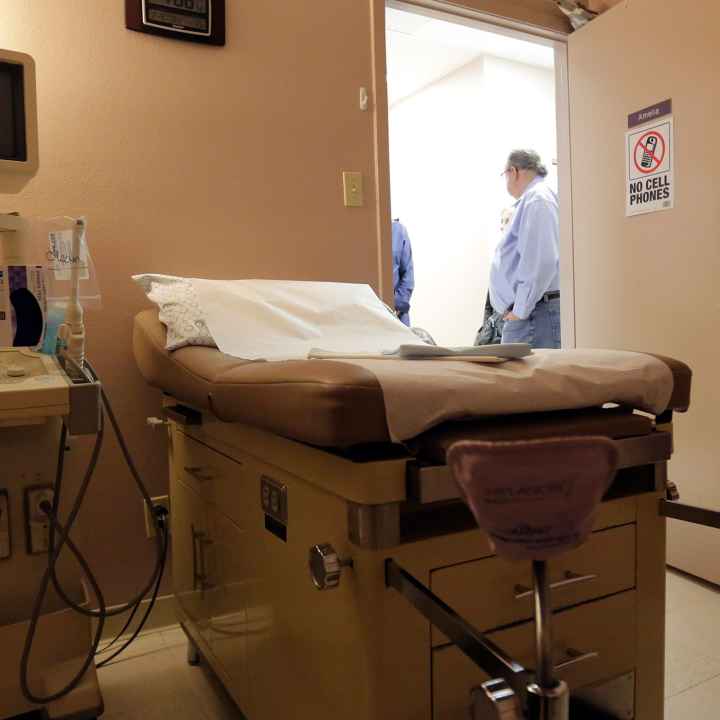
top-left (184, 466), bottom-right (216, 482)
top-left (513, 571), bottom-right (597, 600)
top-left (192, 526), bottom-right (215, 591)
top-left (554, 648), bottom-right (600, 671)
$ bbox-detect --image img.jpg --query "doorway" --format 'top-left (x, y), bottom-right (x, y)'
top-left (383, 1), bottom-right (572, 347)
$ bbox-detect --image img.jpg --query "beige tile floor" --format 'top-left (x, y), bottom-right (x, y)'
top-left (665, 569), bottom-right (720, 718)
top-left (96, 570), bottom-right (720, 719)
top-left (97, 627), bottom-right (243, 720)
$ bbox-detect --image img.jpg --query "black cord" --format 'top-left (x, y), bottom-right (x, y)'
top-left (20, 502), bottom-right (107, 704)
top-left (48, 360), bottom-right (165, 618)
top-left (94, 593), bottom-right (143, 656)
top-left (97, 513), bottom-right (169, 667)
top-left (21, 358), bottom-right (170, 704)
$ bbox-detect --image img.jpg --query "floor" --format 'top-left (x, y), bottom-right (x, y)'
top-left (96, 570), bottom-right (720, 719)
top-left (97, 627), bottom-right (243, 720)
top-left (665, 569), bottom-right (720, 717)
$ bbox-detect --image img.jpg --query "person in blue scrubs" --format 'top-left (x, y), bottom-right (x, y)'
top-left (392, 220), bottom-right (414, 326)
top-left (489, 149), bottom-right (561, 348)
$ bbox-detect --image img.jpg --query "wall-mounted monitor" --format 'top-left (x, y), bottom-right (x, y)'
top-left (0, 49), bottom-right (39, 193)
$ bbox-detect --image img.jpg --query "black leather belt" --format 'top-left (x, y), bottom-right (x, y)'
top-left (506, 291), bottom-right (560, 314)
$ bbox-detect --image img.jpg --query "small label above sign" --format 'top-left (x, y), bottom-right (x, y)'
top-left (628, 99), bottom-right (672, 129)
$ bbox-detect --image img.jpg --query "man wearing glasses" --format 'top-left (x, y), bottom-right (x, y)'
top-left (490, 149), bottom-right (560, 348)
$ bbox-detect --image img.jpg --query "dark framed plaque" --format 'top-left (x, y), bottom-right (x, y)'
top-left (126, 0), bottom-right (225, 46)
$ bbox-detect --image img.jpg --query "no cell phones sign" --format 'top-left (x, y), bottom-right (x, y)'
top-left (626, 115), bottom-right (674, 217)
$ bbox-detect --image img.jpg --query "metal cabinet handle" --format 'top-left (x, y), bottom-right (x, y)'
top-left (184, 466), bottom-right (216, 482)
top-left (513, 571), bottom-right (597, 600)
top-left (192, 526), bottom-right (215, 591)
top-left (554, 648), bottom-right (599, 671)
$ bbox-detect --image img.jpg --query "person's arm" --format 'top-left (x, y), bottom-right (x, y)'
top-left (509, 200), bottom-right (559, 320)
top-left (394, 226), bottom-right (414, 313)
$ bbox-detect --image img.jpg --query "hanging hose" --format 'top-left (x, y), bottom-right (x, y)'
top-left (97, 513), bottom-right (169, 668)
top-left (47, 361), bottom-right (165, 619)
top-left (20, 359), bottom-right (170, 704)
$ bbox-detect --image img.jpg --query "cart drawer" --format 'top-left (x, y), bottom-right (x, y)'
top-left (433, 590), bottom-right (637, 720)
top-left (173, 430), bottom-right (254, 529)
top-left (431, 523), bottom-right (635, 644)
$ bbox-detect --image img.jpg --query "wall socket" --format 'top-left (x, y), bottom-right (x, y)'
top-left (144, 495), bottom-right (170, 538)
top-left (24, 485), bottom-right (54, 554)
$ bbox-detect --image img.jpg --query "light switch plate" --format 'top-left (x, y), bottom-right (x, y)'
top-left (342, 172), bottom-right (364, 207)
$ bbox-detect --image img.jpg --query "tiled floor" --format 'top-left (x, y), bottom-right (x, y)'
top-left (97, 570), bottom-right (720, 719)
top-left (97, 627), bottom-right (243, 720)
top-left (666, 569), bottom-right (720, 717)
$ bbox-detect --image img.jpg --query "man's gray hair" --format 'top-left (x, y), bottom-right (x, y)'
top-left (507, 149), bottom-right (548, 178)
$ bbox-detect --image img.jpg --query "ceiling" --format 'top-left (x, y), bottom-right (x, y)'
top-left (386, 8), bottom-right (556, 107)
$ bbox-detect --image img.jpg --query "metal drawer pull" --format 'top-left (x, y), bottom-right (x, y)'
top-left (554, 648), bottom-right (600, 671)
top-left (184, 466), bottom-right (216, 482)
top-left (192, 527), bottom-right (215, 591)
top-left (513, 571), bottom-right (597, 600)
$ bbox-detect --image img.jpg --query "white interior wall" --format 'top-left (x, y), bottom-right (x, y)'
top-left (389, 53), bottom-right (557, 346)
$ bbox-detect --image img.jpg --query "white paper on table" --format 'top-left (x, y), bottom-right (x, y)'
top-left (191, 279), bottom-right (420, 361)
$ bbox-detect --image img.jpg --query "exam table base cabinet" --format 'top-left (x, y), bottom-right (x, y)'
top-left (167, 415), bottom-right (667, 720)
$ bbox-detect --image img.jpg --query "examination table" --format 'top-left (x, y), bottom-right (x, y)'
top-left (133, 309), bottom-right (692, 720)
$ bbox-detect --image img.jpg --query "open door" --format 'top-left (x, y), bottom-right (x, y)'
top-left (568, 2), bottom-right (720, 582)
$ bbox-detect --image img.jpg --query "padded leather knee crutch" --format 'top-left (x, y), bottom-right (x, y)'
top-left (448, 436), bottom-right (619, 720)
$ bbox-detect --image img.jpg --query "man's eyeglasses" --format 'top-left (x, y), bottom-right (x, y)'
top-left (500, 167), bottom-right (516, 178)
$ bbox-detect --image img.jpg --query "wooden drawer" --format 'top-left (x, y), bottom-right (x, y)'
top-left (173, 431), bottom-right (254, 529)
top-left (431, 524), bottom-right (635, 644)
top-left (433, 590), bottom-right (637, 720)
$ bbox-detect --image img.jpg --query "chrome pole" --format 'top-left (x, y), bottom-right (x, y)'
top-left (527, 560), bottom-right (569, 720)
top-left (533, 560), bottom-right (554, 690)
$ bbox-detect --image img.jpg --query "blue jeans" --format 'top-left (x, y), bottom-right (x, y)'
top-left (501, 297), bottom-right (561, 349)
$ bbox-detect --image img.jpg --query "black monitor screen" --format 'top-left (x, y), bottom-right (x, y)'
top-left (0, 61), bottom-right (27, 162)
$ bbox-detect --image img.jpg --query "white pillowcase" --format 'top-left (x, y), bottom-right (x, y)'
top-left (132, 274), bottom-right (216, 351)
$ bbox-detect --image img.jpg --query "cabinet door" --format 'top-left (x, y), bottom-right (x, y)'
top-left (171, 476), bottom-right (212, 643)
top-left (207, 510), bottom-right (252, 717)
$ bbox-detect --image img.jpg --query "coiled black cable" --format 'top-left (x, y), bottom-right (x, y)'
top-left (47, 361), bottom-right (165, 618)
top-left (97, 512), bottom-right (169, 668)
top-left (21, 358), bottom-right (170, 703)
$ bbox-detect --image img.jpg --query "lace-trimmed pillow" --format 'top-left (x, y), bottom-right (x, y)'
top-left (132, 274), bottom-right (216, 351)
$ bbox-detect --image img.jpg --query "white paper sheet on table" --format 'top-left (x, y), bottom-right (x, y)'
top-left (190, 279), bottom-right (420, 361)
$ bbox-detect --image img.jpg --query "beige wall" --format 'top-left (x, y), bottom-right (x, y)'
top-left (568, 1), bottom-right (720, 582)
top-left (0, 0), bottom-right (568, 603)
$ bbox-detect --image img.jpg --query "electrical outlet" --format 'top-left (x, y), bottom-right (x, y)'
top-left (24, 485), bottom-right (54, 554)
top-left (144, 495), bottom-right (170, 538)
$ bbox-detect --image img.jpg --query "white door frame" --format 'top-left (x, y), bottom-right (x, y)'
top-left (382, 0), bottom-right (576, 347)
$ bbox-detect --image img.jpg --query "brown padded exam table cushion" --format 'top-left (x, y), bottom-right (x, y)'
top-left (133, 309), bottom-right (691, 448)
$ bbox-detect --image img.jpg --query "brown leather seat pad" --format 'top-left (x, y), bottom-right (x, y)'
top-left (133, 309), bottom-right (691, 447)
top-left (133, 309), bottom-right (389, 446)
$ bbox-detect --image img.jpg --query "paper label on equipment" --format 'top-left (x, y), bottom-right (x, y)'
top-left (0, 266), bottom-right (48, 348)
top-left (47, 230), bottom-right (90, 281)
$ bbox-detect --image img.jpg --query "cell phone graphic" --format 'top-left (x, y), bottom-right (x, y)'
top-left (641, 135), bottom-right (658, 168)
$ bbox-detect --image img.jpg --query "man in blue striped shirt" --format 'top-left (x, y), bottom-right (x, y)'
top-left (489, 149), bottom-right (561, 348)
